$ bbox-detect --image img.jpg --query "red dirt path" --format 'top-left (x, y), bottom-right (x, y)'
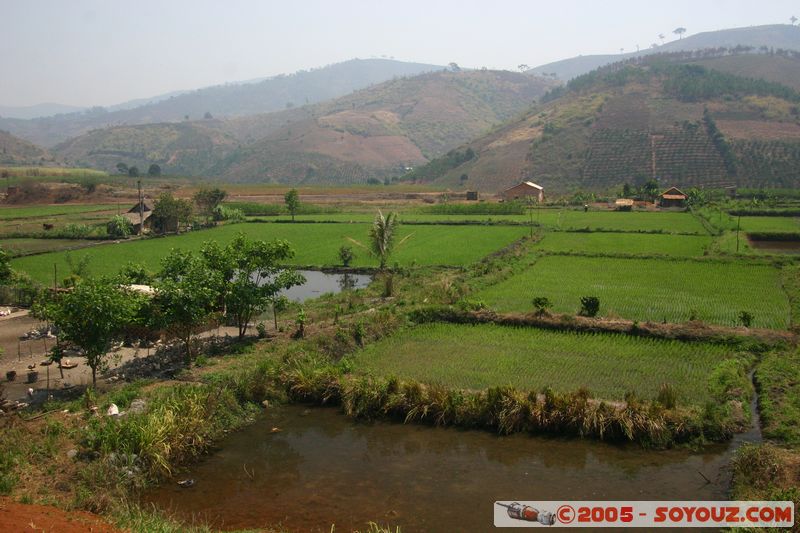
top-left (0, 497), bottom-right (120, 532)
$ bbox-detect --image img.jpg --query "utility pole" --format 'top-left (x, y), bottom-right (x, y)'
top-left (137, 180), bottom-right (144, 236)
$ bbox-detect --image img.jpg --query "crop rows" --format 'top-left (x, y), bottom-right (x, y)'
top-left (477, 255), bottom-right (790, 329)
top-left (534, 232), bottom-right (711, 256)
top-left (352, 322), bottom-right (735, 404)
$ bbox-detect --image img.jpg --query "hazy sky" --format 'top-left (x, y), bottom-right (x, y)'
top-left (2, 0), bottom-right (798, 107)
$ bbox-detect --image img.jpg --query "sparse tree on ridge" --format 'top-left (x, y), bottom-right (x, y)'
top-left (284, 188), bottom-right (300, 221)
top-left (673, 27), bottom-right (686, 39)
top-left (792, 16), bottom-right (798, 25)
top-left (448, 62), bottom-right (461, 72)
top-left (659, 33), bottom-right (665, 45)
top-left (518, 64), bottom-right (529, 72)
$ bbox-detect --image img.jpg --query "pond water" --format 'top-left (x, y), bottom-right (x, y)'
top-left (143, 406), bottom-right (757, 532)
top-left (748, 239), bottom-right (800, 254)
top-left (279, 270), bottom-right (372, 303)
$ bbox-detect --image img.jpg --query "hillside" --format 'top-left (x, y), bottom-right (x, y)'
top-left (53, 69), bottom-right (555, 183)
top-left (0, 59), bottom-right (442, 147)
top-left (0, 130), bottom-right (53, 165)
top-left (404, 53), bottom-right (800, 193)
top-left (54, 121), bottom-right (239, 176)
top-left (530, 24), bottom-right (800, 80)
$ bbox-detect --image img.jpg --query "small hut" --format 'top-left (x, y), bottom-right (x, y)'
top-left (498, 181), bottom-right (544, 203)
top-left (466, 190), bottom-right (479, 201)
top-left (614, 198), bottom-right (634, 211)
top-left (124, 200), bottom-right (154, 233)
top-left (658, 187), bottom-right (687, 208)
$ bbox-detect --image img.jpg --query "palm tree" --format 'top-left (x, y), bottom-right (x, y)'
top-left (369, 211), bottom-right (399, 270)
top-left (673, 27), bottom-right (686, 40)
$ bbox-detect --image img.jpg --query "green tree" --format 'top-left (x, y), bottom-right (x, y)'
top-left (0, 246), bottom-right (11, 285)
top-left (532, 296), bottom-right (552, 315)
top-left (193, 187), bottom-right (228, 225)
top-left (151, 192), bottom-right (193, 234)
top-left (673, 27), bottom-right (686, 39)
top-left (147, 163), bottom-right (161, 176)
top-left (207, 234), bottom-right (304, 338)
top-left (284, 188), bottom-right (300, 221)
top-left (641, 179), bottom-right (660, 202)
top-left (580, 296), bottom-right (600, 317)
top-left (52, 279), bottom-right (140, 386)
top-left (116, 162), bottom-right (128, 174)
top-left (106, 214), bottom-right (133, 238)
top-left (128, 166), bottom-right (140, 177)
top-left (338, 245), bottom-right (355, 267)
top-left (153, 250), bottom-right (221, 362)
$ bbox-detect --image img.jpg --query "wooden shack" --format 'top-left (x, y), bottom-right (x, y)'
top-left (658, 187), bottom-right (687, 208)
top-left (498, 181), bottom-right (544, 203)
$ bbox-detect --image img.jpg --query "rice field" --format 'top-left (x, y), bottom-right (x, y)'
top-left (351, 322), bottom-right (735, 403)
top-left (534, 232), bottom-right (711, 256)
top-left (476, 255), bottom-right (790, 329)
top-left (267, 209), bottom-right (708, 233)
top-left (738, 216), bottom-right (800, 233)
top-left (0, 238), bottom-right (98, 257)
top-left (11, 222), bottom-right (528, 283)
top-left (0, 204), bottom-right (117, 220)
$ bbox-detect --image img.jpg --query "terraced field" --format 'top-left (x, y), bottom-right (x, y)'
top-left (11, 222), bottom-right (528, 283)
top-left (352, 322), bottom-right (736, 403)
top-left (477, 255), bottom-right (790, 329)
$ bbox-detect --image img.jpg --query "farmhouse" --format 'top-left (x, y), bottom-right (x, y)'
top-left (123, 200), bottom-right (154, 233)
top-left (658, 187), bottom-right (687, 208)
top-left (499, 181), bottom-right (544, 203)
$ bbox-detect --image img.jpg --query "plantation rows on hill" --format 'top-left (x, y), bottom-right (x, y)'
top-left (733, 139), bottom-right (800, 187)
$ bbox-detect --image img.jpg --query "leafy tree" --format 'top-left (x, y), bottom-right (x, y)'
top-left (151, 192), bottom-right (193, 234)
top-left (579, 296), bottom-right (600, 317)
top-left (193, 187), bottom-right (227, 225)
top-left (204, 111), bottom-right (213, 119)
top-left (338, 245), bottom-right (355, 267)
top-left (52, 279), bottom-right (140, 386)
top-left (128, 166), bottom-right (140, 177)
top-left (207, 235), bottom-right (304, 338)
top-left (284, 188), bottom-right (300, 221)
top-left (448, 62), bottom-right (461, 72)
top-left (686, 188), bottom-right (707, 207)
top-left (147, 163), bottom-right (161, 176)
top-left (115, 262), bottom-right (153, 284)
top-left (673, 27), bottom-right (686, 39)
top-left (622, 183), bottom-right (633, 197)
top-left (106, 214), bottom-right (133, 238)
top-left (153, 250), bottom-right (221, 361)
top-left (0, 246), bottom-right (11, 285)
top-left (518, 64), bottom-right (529, 72)
top-left (791, 15), bottom-right (797, 25)
top-left (641, 179), bottom-right (660, 201)
top-left (116, 162), bottom-right (129, 174)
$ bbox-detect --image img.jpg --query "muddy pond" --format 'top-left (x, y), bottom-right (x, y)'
top-left (143, 406), bottom-right (757, 532)
top-left (279, 270), bottom-right (372, 302)
top-left (748, 238), bottom-right (800, 254)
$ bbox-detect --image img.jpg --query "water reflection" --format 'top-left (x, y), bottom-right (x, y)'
top-left (278, 270), bottom-right (372, 303)
top-left (144, 406), bottom-right (739, 532)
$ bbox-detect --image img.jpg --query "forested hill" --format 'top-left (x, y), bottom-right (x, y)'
top-left (402, 52), bottom-right (800, 193)
top-left (0, 59), bottom-right (443, 147)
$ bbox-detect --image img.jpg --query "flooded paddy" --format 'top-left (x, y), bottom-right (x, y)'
top-left (279, 270), bottom-right (372, 302)
top-left (144, 406), bottom-right (753, 532)
top-left (748, 238), bottom-right (800, 254)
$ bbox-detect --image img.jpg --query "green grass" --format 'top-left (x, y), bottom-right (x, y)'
top-left (756, 349), bottom-right (800, 444)
top-left (0, 204), bottom-right (117, 220)
top-left (12, 222), bottom-right (528, 283)
top-left (477, 255), bottom-right (790, 329)
top-left (534, 232), bottom-right (711, 256)
top-left (351, 322), bottom-right (736, 404)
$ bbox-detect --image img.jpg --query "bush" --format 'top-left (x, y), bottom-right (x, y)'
top-left (738, 311), bottom-right (753, 328)
top-left (107, 215), bottom-right (133, 238)
top-left (532, 296), bottom-right (552, 315)
top-left (579, 296), bottom-right (600, 317)
top-left (338, 245), bottom-right (355, 267)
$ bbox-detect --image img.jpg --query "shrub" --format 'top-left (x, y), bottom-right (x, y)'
top-left (579, 296), bottom-right (600, 317)
top-left (338, 245), bottom-right (355, 267)
top-left (256, 322), bottom-right (267, 339)
top-left (532, 296), bottom-right (552, 315)
top-left (107, 215), bottom-right (133, 238)
top-left (738, 311), bottom-right (753, 328)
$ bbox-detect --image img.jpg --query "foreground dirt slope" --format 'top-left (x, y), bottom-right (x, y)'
top-left (0, 497), bottom-right (120, 532)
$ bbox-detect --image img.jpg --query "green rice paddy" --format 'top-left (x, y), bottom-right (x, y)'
top-left (352, 322), bottom-right (735, 403)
